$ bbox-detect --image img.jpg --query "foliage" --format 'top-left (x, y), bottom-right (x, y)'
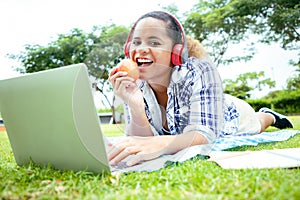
top-left (160, 3), bottom-right (180, 19)
top-left (184, 0), bottom-right (300, 67)
top-left (271, 90), bottom-right (300, 114)
top-left (286, 65), bottom-right (300, 91)
top-left (253, 89), bottom-right (300, 114)
top-left (85, 24), bottom-right (129, 105)
top-left (286, 74), bottom-right (300, 91)
top-left (9, 24), bottom-right (129, 76)
top-left (184, 0), bottom-right (256, 66)
top-left (9, 29), bottom-right (93, 73)
top-left (229, 0), bottom-right (299, 50)
top-left (223, 71), bottom-right (275, 99)
top-left (8, 24), bottom-right (129, 109)
top-left (246, 99), bottom-right (272, 112)
top-left (7, 0), bottom-right (300, 116)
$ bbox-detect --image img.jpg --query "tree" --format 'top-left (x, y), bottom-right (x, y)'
top-left (85, 24), bottom-right (129, 95)
top-left (8, 24), bottom-right (130, 116)
top-left (286, 65), bottom-right (300, 91)
top-left (231, 0), bottom-right (300, 50)
top-left (10, 28), bottom-right (95, 73)
top-left (184, 0), bottom-right (300, 67)
top-left (223, 71), bottom-right (276, 99)
top-left (160, 3), bottom-right (180, 19)
top-left (84, 25), bottom-right (129, 123)
top-left (184, 0), bottom-right (256, 67)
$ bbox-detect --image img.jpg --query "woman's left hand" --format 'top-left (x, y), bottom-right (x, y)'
top-left (107, 132), bottom-right (208, 167)
top-left (107, 136), bottom-right (170, 167)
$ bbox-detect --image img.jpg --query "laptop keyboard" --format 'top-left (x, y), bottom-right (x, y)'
top-left (110, 161), bottom-right (128, 171)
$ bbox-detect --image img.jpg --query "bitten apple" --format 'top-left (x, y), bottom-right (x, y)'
top-left (116, 59), bottom-right (139, 81)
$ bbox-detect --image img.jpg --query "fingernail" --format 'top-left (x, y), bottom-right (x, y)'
top-left (109, 161), bottom-right (115, 166)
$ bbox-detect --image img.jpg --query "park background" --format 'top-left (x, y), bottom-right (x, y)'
top-left (0, 1), bottom-right (299, 199)
top-left (0, 0), bottom-right (299, 110)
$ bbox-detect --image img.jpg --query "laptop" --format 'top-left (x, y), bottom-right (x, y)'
top-left (0, 64), bottom-right (112, 174)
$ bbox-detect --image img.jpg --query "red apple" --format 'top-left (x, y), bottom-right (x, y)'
top-left (116, 59), bottom-right (139, 81)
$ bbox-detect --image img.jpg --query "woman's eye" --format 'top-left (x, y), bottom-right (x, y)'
top-left (131, 41), bottom-right (141, 46)
top-left (150, 41), bottom-right (161, 46)
top-left (131, 40), bottom-right (161, 47)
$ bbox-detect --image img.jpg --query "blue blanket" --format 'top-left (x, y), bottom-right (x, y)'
top-left (212, 130), bottom-right (300, 151)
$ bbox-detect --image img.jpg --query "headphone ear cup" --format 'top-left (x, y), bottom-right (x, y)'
top-left (171, 44), bottom-right (183, 66)
top-left (124, 42), bottom-right (131, 58)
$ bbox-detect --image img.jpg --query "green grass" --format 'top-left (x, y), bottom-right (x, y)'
top-left (1, 117), bottom-right (300, 199)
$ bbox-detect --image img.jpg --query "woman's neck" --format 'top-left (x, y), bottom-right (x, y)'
top-left (149, 83), bottom-right (167, 93)
top-left (148, 72), bottom-right (171, 93)
top-left (148, 72), bottom-right (171, 110)
top-left (149, 84), bottom-right (168, 109)
top-left (149, 84), bottom-right (169, 131)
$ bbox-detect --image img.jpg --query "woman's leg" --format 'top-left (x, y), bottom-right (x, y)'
top-left (256, 107), bottom-right (294, 133)
top-left (256, 112), bottom-right (275, 132)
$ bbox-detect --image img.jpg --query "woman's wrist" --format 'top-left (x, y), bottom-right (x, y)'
top-left (127, 107), bottom-right (153, 136)
top-left (161, 132), bottom-right (208, 155)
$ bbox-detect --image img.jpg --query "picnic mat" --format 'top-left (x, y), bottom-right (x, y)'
top-left (208, 147), bottom-right (300, 169)
top-left (111, 130), bottom-right (300, 173)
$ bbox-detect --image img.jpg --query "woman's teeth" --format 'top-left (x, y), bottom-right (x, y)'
top-left (137, 58), bottom-right (153, 66)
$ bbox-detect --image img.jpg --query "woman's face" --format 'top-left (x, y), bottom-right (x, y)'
top-left (129, 17), bottom-right (173, 85)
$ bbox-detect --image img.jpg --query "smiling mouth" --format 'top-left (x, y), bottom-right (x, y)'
top-left (136, 58), bottom-right (153, 67)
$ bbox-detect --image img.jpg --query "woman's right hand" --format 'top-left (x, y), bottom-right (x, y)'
top-left (109, 67), bottom-right (144, 108)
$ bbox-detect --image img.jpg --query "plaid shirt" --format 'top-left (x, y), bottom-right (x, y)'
top-left (124, 57), bottom-right (240, 143)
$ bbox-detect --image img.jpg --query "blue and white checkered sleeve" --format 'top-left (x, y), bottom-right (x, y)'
top-left (183, 61), bottom-right (224, 143)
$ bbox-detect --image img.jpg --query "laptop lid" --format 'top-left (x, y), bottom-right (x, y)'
top-left (0, 63), bottom-right (110, 173)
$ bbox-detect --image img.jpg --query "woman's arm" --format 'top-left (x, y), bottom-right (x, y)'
top-left (125, 101), bottom-right (154, 136)
top-left (182, 59), bottom-right (224, 143)
top-left (108, 131), bottom-right (208, 166)
top-left (109, 67), bottom-right (153, 136)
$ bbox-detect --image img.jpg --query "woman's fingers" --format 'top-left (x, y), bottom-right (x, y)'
top-left (109, 67), bottom-right (118, 77)
top-left (109, 72), bottom-right (136, 96)
top-left (109, 71), bottom-right (128, 87)
top-left (109, 146), bottom-right (140, 166)
top-left (107, 136), bottom-right (167, 167)
top-left (125, 153), bottom-right (151, 167)
top-left (107, 138), bottom-right (137, 165)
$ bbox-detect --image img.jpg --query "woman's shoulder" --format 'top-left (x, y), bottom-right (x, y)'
top-left (186, 57), bottom-right (216, 71)
top-left (170, 57), bottom-right (217, 83)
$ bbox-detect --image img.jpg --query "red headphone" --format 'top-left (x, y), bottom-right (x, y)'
top-left (124, 11), bottom-right (188, 66)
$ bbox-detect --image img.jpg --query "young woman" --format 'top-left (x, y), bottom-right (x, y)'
top-left (108, 11), bottom-right (293, 167)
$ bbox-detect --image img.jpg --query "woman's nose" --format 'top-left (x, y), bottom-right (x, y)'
top-left (135, 43), bottom-right (150, 54)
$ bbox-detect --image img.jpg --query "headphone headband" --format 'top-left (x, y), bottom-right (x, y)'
top-left (124, 11), bottom-right (188, 66)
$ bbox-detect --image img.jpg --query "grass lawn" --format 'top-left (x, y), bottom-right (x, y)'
top-left (0, 117), bottom-right (300, 199)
